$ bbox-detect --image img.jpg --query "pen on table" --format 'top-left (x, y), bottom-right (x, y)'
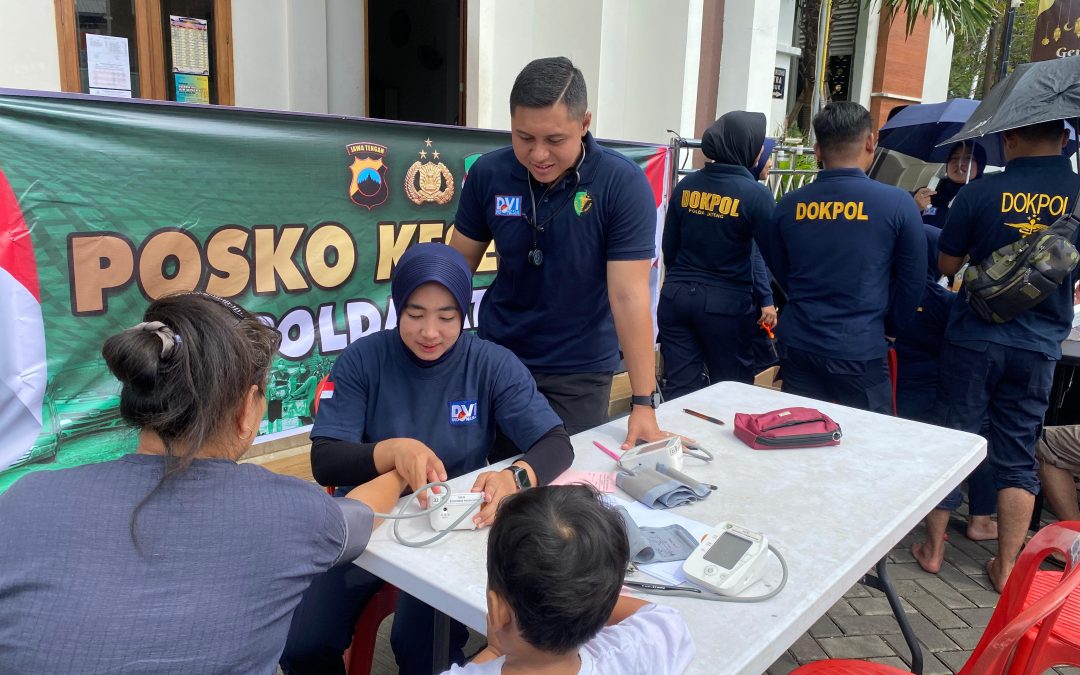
top-left (593, 440), bottom-right (621, 461)
top-left (623, 580), bottom-right (705, 596)
top-left (683, 408), bottom-right (725, 426)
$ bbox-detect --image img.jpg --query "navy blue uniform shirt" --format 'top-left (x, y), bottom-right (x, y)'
top-left (760, 167), bottom-right (927, 361)
top-left (939, 155), bottom-right (1080, 358)
top-left (751, 242), bottom-right (775, 307)
top-left (663, 163), bottom-right (775, 293)
top-left (454, 132), bottom-right (656, 373)
top-left (312, 330), bottom-right (562, 480)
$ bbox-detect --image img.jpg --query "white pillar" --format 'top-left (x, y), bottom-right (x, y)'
top-left (715, 0), bottom-right (782, 132)
top-left (0, 0), bottom-right (60, 91)
top-left (325, 0), bottom-right (365, 116)
top-left (922, 18), bottom-right (954, 103)
top-left (285, 0), bottom-right (328, 113)
top-left (232, 0), bottom-right (290, 110)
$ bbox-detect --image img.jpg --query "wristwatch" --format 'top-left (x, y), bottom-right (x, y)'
top-left (504, 464), bottom-right (532, 491)
top-left (630, 391), bottom-right (662, 409)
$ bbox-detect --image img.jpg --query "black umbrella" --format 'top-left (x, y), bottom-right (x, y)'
top-left (941, 56), bottom-right (1080, 145)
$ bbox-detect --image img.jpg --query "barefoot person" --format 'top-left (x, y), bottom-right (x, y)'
top-left (913, 120), bottom-right (1076, 592)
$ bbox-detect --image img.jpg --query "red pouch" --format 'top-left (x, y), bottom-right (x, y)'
top-left (733, 407), bottom-right (842, 449)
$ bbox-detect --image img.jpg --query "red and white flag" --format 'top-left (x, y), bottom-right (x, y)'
top-left (643, 147), bottom-right (671, 340)
top-left (0, 170), bottom-right (47, 471)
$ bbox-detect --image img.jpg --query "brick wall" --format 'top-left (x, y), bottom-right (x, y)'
top-left (870, 7), bottom-right (931, 129)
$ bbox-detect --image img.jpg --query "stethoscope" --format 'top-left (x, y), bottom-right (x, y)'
top-left (524, 141), bottom-right (586, 267)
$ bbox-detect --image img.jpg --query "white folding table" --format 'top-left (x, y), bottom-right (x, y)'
top-left (355, 381), bottom-right (986, 674)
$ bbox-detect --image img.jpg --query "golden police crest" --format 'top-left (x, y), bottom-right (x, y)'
top-left (404, 138), bottom-right (455, 206)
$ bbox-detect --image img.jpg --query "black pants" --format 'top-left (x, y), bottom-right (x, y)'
top-left (281, 562), bottom-right (469, 675)
top-left (490, 371), bottom-right (612, 462)
top-left (657, 281), bottom-right (756, 400)
top-left (778, 344), bottom-right (892, 414)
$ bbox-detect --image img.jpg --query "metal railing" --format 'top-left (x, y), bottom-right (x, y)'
top-left (669, 135), bottom-right (819, 200)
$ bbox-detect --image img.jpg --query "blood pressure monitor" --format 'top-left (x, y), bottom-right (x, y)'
top-left (428, 491), bottom-right (483, 531)
top-left (683, 522), bottom-right (769, 596)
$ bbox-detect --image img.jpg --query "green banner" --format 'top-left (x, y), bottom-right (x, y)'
top-left (0, 91), bottom-right (668, 491)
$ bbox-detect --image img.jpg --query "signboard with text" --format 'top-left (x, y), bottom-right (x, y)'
top-left (0, 91), bottom-right (669, 491)
top-left (1032, 0), bottom-right (1080, 61)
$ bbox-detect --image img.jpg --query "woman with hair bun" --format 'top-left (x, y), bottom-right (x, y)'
top-left (0, 292), bottom-right (408, 675)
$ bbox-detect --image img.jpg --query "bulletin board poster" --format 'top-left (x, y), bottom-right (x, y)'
top-left (0, 90), bottom-right (670, 491)
top-left (170, 15), bottom-right (210, 75)
top-left (85, 33), bottom-right (132, 97)
top-left (174, 73), bottom-right (210, 103)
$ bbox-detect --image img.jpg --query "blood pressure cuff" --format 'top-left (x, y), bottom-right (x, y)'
top-left (614, 505), bottom-right (700, 564)
top-left (616, 462), bottom-right (711, 510)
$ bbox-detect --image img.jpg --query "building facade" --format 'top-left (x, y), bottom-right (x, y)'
top-left (1, 1), bottom-right (952, 144)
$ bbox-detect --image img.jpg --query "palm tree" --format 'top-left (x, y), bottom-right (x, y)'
top-left (790, 0), bottom-right (999, 124)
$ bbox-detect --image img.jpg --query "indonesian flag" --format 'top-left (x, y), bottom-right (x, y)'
top-left (0, 170), bottom-right (47, 472)
top-left (643, 147), bottom-right (671, 340)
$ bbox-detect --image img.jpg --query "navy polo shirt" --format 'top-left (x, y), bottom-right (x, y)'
top-left (663, 163), bottom-right (775, 293)
top-left (453, 132), bottom-right (656, 373)
top-left (312, 330), bottom-right (562, 480)
top-left (939, 155), bottom-right (1080, 358)
top-left (760, 167), bottom-right (927, 361)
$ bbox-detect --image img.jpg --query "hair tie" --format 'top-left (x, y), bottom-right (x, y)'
top-left (133, 321), bottom-right (181, 359)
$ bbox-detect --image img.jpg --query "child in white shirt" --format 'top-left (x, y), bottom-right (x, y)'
top-left (445, 484), bottom-right (694, 675)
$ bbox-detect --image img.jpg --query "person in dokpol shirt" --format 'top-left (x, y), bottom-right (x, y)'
top-left (911, 119), bottom-right (1078, 592)
top-left (657, 111), bottom-right (777, 399)
top-left (913, 142), bottom-right (986, 229)
top-left (450, 56), bottom-right (670, 453)
top-left (756, 101), bottom-right (926, 413)
top-left (894, 224), bottom-right (998, 568)
top-left (750, 137), bottom-right (782, 373)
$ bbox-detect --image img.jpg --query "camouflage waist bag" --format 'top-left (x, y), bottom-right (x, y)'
top-left (963, 193), bottom-right (1080, 324)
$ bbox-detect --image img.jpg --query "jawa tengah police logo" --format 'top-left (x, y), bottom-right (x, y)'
top-left (346, 142), bottom-right (389, 210)
top-left (404, 138), bottom-right (455, 206)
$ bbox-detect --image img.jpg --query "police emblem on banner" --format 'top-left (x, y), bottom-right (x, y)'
top-left (405, 138), bottom-right (455, 205)
top-left (346, 142), bottom-right (389, 210)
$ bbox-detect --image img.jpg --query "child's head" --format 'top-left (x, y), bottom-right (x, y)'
top-left (486, 485), bottom-right (630, 654)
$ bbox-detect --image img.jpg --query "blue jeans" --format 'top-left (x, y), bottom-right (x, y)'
top-left (936, 341), bottom-right (1055, 508)
top-left (896, 355), bottom-right (995, 516)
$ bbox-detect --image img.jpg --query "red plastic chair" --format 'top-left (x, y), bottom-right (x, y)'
top-left (792, 521), bottom-right (1080, 675)
top-left (343, 583), bottom-right (400, 675)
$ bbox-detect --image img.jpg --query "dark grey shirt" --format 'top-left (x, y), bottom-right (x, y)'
top-left (0, 453), bottom-right (374, 674)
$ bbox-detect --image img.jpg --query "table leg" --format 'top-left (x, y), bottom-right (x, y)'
top-left (860, 558), bottom-right (923, 675)
top-left (432, 609), bottom-right (451, 674)
top-left (1032, 363), bottom-right (1077, 531)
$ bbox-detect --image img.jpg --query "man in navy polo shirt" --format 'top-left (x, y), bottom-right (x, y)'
top-left (758, 101), bottom-right (926, 413)
top-left (911, 120), bottom-right (1076, 592)
top-left (451, 56), bottom-right (665, 450)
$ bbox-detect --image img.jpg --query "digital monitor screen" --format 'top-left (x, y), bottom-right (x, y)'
top-left (703, 532), bottom-right (753, 569)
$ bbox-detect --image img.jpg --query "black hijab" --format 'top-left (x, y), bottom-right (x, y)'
top-left (701, 111), bottom-right (767, 170)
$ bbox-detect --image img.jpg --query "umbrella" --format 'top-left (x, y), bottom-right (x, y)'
top-left (942, 57), bottom-right (1080, 146)
top-left (879, 99), bottom-right (1005, 166)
